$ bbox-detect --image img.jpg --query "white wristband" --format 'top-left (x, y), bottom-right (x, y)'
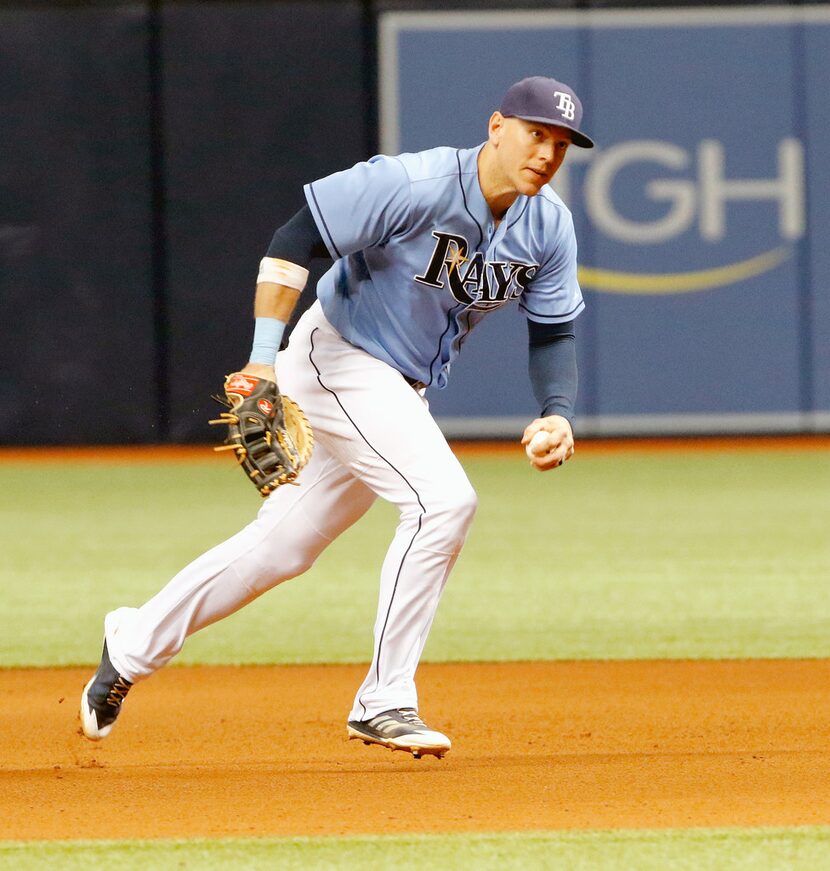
top-left (257, 257), bottom-right (309, 291)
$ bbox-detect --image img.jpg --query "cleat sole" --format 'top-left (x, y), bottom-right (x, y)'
top-left (80, 678), bottom-right (109, 741)
top-left (348, 727), bottom-right (448, 758)
top-left (346, 715), bottom-right (450, 759)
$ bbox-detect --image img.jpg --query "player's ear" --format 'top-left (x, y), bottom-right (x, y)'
top-left (488, 111), bottom-right (506, 145)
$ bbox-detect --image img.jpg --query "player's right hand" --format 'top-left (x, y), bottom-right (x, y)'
top-left (521, 415), bottom-right (574, 471)
top-left (241, 362), bottom-right (277, 383)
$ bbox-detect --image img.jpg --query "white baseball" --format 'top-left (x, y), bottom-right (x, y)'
top-left (526, 430), bottom-right (553, 458)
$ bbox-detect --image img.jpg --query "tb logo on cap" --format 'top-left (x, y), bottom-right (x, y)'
top-left (555, 91), bottom-right (576, 121)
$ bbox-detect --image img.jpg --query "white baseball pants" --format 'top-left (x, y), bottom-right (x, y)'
top-left (105, 301), bottom-right (477, 721)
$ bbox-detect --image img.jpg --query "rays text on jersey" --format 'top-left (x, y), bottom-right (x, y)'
top-left (414, 231), bottom-right (538, 311)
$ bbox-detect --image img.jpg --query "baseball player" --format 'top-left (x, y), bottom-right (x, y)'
top-left (80, 76), bottom-right (593, 758)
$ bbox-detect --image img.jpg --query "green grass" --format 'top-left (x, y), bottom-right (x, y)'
top-left (3, 449), bottom-right (829, 867)
top-left (2, 828), bottom-right (830, 870)
top-left (1, 448), bottom-right (828, 667)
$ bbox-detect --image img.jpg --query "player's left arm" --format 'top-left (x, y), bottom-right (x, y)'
top-left (521, 319), bottom-right (577, 471)
top-left (242, 206), bottom-right (330, 382)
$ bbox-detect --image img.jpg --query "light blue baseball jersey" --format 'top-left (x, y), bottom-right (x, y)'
top-left (304, 144), bottom-right (584, 389)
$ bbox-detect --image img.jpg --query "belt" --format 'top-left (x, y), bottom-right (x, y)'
top-left (404, 374), bottom-right (427, 391)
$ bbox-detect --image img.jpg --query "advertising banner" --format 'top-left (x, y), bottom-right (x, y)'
top-left (380, 7), bottom-right (830, 434)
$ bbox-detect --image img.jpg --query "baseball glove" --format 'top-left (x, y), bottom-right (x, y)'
top-left (209, 372), bottom-right (314, 497)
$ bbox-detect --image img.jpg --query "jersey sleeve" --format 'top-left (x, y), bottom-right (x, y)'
top-left (304, 155), bottom-right (411, 260)
top-left (519, 209), bottom-right (585, 324)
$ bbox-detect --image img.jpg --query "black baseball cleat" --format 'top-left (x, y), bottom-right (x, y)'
top-left (347, 708), bottom-right (451, 759)
top-left (79, 640), bottom-right (133, 741)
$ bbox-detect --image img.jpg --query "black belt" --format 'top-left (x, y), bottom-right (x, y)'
top-left (404, 375), bottom-right (427, 391)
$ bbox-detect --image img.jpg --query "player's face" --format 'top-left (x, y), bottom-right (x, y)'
top-left (490, 114), bottom-right (572, 196)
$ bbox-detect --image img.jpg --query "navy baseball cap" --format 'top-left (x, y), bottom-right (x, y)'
top-left (500, 76), bottom-right (594, 148)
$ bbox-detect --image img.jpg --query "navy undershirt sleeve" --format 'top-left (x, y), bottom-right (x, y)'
top-left (266, 204), bottom-right (330, 265)
top-left (527, 319), bottom-right (578, 423)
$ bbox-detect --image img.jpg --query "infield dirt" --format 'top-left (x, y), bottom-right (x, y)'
top-left (2, 659), bottom-right (830, 840)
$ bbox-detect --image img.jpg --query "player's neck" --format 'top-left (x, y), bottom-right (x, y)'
top-left (477, 143), bottom-right (519, 222)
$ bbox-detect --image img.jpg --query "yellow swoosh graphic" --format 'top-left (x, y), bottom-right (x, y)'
top-left (578, 246), bottom-right (791, 294)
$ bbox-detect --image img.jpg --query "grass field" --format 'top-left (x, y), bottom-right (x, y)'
top-left (1, 446), bottom-right (828, 667)
top-left (2, 442), bottom-right (829, 867)
top-left (3, 828), bottom-right (830, 871)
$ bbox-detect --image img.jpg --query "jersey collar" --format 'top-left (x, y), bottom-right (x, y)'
top-left (459, 143), bottom-right (529, 248)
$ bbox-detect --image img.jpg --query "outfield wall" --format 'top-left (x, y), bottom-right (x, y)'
top-left (1, 2), bottom-right (828, 442)
top-left (0, 1), bottom-right (370, 444)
